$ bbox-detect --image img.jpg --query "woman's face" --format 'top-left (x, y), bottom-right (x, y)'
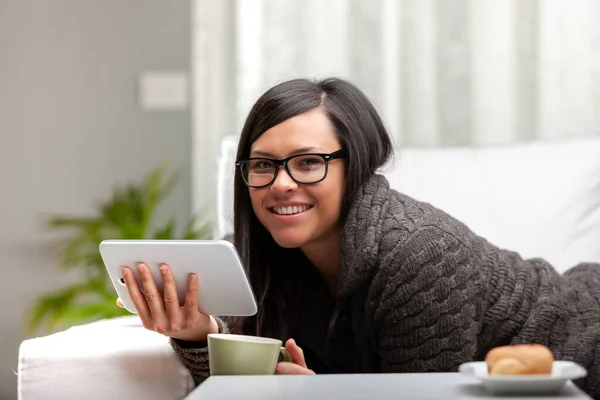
top-left (247, 108), bottom-right (345, 250)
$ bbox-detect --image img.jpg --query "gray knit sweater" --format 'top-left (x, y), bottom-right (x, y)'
top-left (171, 174), bottom-right (600, 397)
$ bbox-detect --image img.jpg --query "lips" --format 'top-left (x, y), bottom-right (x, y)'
top-left (269, 205), bottom-right (314, 215)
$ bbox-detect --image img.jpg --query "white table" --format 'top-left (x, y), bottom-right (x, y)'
top-left (184, 373), bottom-right (591, 400)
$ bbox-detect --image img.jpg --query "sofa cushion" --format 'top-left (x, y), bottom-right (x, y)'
top-left (216, 135), bottom-right (600, 273)
top-left (17, 316), bottom-right (193, 400)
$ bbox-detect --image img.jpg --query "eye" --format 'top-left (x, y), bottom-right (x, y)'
top-left (301, 158), bottom-right (320, 166)
top-left (291, 155), bottom-right (325, 171)
top-left (249, 159), bottom-right (275, 170)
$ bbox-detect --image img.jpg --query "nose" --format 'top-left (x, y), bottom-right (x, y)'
top-left (270, 167), bottom-right (298, 193)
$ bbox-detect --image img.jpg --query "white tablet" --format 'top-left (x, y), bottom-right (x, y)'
top-left (99, 239), bottom-right (257, 317)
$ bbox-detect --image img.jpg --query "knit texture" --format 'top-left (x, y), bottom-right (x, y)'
top-left (169, 317), bottom-right (229, 385)
top-left (337, 174), bottom-right (600, 397)
top-left (171, 174), bottom-right (600, 397)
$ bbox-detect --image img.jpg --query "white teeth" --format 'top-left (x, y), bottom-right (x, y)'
top-left (273, 205), bottom-right (311, 215)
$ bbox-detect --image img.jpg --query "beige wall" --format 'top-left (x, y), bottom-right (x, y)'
top-left (0, 1), bottom-right (191, 398)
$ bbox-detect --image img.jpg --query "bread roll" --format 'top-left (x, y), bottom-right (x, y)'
top-left (485, 344), bottom-right (554, 375)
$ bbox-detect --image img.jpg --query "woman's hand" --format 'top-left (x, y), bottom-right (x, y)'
top-left (275, 339), bottom-right (315, 375)
top-left (118, 263), bottom-right (219, 342)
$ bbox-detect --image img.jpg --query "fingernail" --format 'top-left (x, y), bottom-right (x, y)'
top-left (137, 263), bottom-right (145, 272)
top-left (160, 265), bottom-right (167, 275)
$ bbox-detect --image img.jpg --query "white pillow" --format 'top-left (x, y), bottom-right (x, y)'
top-left (18, 317), bottom-right (193, 400)
top-left (382, 135), bottom-right (600, 273)
top-left (215, 135), bottom-right (238, 240)
top-left (216, 135), bottom-right (600, 273)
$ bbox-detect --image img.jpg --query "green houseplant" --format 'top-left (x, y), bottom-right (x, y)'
top-left (26, 166), bottom-right (212, 334)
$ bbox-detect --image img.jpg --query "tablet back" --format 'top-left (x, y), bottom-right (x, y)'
top-left (99, 240), bottom-right (257, 317)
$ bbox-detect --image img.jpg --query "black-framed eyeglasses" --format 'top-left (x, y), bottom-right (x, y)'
top-left (236, 149), bottom-right (345, 188)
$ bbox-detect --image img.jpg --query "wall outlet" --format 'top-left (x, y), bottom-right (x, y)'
top-left (139, 71), bottom-right (189, 110)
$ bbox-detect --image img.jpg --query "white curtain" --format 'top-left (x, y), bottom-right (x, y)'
top-left (192, 0), bottom-right (600, 230)
top-left (232, 0), bottom-right (600, 147)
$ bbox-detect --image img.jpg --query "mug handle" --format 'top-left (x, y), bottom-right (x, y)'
top-left (280, 347), bottom-right (293, 362)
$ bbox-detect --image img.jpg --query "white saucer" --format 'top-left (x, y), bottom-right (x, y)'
top-left (459, 361), bottom-right (587, 395)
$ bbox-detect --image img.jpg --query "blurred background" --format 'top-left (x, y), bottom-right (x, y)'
top-left (1, 0), bottom-right (600, 398)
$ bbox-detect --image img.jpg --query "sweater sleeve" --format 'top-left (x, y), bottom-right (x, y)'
top-left (372, 225), bottom-right (485, 373)
top-left (169, 317), bottom-right (230, 385)
top-left (372, 224), bottom-right (600, 398)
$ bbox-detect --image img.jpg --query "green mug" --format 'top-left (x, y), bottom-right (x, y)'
top-left (207, 333), bottom-right (293, 375)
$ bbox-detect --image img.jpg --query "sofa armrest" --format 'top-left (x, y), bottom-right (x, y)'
top-left (17, 316), bottom-right (194, 400)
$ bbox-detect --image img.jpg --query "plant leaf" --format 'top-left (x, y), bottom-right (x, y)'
top-left (25, 279), bottom-right (107, 333)
top-left (27, 165), bottom-right (213, 333)
top-left (55, 299), bottom-right (130, 329)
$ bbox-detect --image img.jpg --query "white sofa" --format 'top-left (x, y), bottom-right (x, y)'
top-left (17, 134), bottom-right (600, 400)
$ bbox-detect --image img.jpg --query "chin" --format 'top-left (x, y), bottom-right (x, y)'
top-left (270, 232), bottom-right (309, 249)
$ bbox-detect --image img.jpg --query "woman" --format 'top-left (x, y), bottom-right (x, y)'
top-left (120, 77), bottom-right (600, 397)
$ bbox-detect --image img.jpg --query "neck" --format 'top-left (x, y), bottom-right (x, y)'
top-left (301, 229), bottom-right (341, 296)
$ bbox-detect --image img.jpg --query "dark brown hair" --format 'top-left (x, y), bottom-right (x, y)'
top-left (228, 78), bottom-right (393, 340)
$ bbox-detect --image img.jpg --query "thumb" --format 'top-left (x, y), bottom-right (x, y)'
top-left (116, 297), bottom-right (124, 308)
top-left (285, 338), bottom-right (308, 368)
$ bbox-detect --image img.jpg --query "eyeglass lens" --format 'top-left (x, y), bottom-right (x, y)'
top-left (242, 154), bottom-right (327, 186)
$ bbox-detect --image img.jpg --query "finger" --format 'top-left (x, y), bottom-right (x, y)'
top-left (116, 297), bottom-right (124, 308)
top-left (121, 266), bottom-right (153, 328)
top-left (183, 273), bottom-right (200, 322)
top-left (285, 338), bottom-right (308, 368)
top-left (275, 362), bottom-right (315, 375)
top-left (137, 263), bottom-right (168, 332)
top-left (159, 264), bottom-right (181, 324)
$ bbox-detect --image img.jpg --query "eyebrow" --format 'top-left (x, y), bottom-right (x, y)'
top-left (250, 146), bottom-right (325, 158)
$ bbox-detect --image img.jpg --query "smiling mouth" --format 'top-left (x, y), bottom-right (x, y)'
top-left (269, 205), bottom-right (314, 215)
